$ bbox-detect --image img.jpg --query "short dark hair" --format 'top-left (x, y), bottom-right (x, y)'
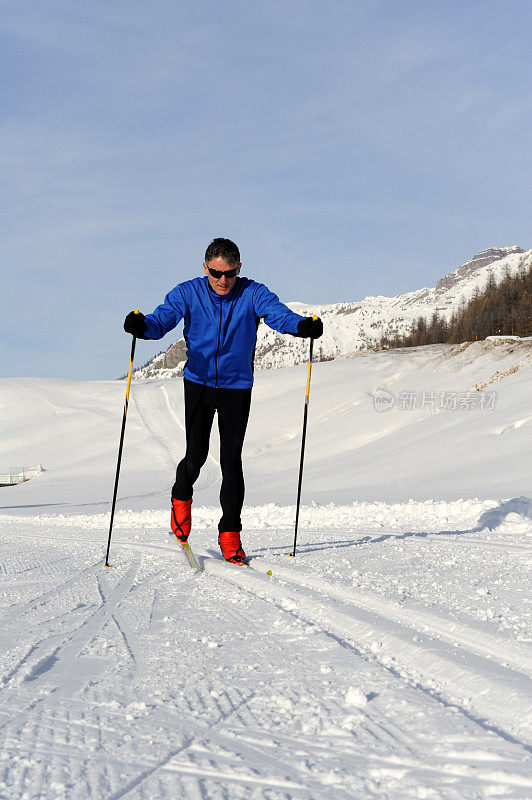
top-left (205, 237), bottom-right (240, 265)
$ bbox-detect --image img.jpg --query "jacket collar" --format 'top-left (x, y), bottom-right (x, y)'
top-left (205, 275), bottom-right (240, 302)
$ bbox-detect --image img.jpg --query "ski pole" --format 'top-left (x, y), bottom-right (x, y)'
top-left (105, 312), bottom-right (139, 567)
top-left (289, 316), bottom-right (318, 557)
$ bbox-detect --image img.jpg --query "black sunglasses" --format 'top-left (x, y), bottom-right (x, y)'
top-left (207, 266), bottom-right (239, 279)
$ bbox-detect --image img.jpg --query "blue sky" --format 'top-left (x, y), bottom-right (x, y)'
top-left (1, 0), bottom-right (531, 379)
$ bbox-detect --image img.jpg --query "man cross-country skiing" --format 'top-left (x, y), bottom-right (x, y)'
top-left (124, 238), bottom-right (323, 564)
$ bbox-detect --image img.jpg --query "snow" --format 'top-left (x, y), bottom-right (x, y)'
top-left (0, 341), bottom-right (531, 798)
top-left (345, 687), bottom-right (369, 707)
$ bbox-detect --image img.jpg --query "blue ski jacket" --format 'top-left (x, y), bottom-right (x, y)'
top-left (143, 276), bottom-right (306, 389)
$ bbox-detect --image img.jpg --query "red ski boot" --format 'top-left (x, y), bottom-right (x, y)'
top-left (171, 498), bottom-right (192, 542)
top-left (219, 532), bottom-right (247, 564)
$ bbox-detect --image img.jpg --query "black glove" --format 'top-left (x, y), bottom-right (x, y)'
top-left (123, 310), bottom-right (147, 338)
top-left (296, 316), bottom-right (323, 339)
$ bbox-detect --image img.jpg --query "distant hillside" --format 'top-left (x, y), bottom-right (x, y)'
top-left (131, 246), bottom-right (529, 379)
top-left (383, 259), bottom-right (532, 348)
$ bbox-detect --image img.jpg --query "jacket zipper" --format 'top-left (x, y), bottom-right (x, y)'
top-left (214, 298), bottom-right (222, 388)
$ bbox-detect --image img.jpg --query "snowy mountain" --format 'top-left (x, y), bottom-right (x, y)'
top-left (132, 246), bottom-right (528, 379)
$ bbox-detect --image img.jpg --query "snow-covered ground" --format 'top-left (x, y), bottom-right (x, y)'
top-left (1, 341), bottom-right (531, 798)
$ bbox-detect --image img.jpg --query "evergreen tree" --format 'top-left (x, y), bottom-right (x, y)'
top-left (381, 261), bottom-right (532, 349)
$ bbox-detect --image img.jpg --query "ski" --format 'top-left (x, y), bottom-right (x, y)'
top-left (170, 532), bottom-right (203, 572)
top-left (169, 533), bottom-right (272, 573)
top-left (180, 540), bottom-right (203, 571)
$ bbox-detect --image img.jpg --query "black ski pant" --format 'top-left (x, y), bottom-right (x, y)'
top-left (172, 379), bottom-right (252, 533)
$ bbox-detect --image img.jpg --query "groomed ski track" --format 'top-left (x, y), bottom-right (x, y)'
top-left (0, 511), bottom-right (530, 799)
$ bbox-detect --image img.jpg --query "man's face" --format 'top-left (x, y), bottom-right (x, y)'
top-left (204, 256), bottom-right (241, 296)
